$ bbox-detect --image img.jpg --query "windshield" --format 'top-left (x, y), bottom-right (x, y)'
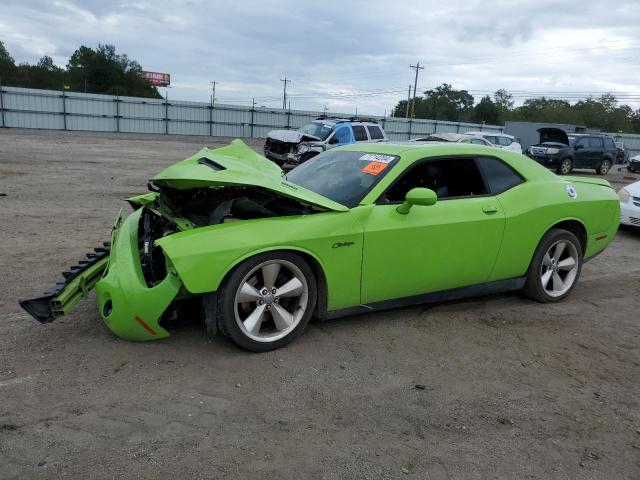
top-left (287, 149), bottom-right (400, 208)
top-left (298, 122), bottom-right (333, 141)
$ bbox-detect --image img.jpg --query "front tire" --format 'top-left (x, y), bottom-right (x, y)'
top-left (523, 229), bottom-right (583, 303)
top-left (556, 158), bottom-right (572, 175)
top-left (597, 159), bottom-right (612, 175)
top-left (215, 252), bottom-right (317, 352)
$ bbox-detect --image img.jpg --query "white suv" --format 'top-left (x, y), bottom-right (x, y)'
top-left (465, 131), bottom-right (522, 153)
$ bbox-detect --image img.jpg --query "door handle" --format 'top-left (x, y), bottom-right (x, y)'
top-left (482, 205), bottom-right (498, 214)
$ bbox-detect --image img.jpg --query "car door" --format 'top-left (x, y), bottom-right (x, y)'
top-left (360, 156), bottom-right (506, 304)
top-left (588, 137), bottom-right (604, 167)
top-left (573, 137), bottom-right (590, 167)
top-left (328, 125), bottom-right (355, 149)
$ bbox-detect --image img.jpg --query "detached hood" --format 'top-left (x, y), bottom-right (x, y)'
top-left (537, 128), bottom-right (569, 146)
top-left (267, 129), bottom-right (321, 144)
top-left (152, 140), bottom-right (348, 212)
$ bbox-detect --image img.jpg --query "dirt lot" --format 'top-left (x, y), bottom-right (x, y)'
top-left (1, 129), bottom-right (639, 479)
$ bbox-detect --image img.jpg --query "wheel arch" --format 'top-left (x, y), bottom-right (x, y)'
top-left (523, 218), bottom-right (588, 277)
top-left (545, 218), bottom-right (588, 255)
top-left (217, 247), bottom-right (329, 318)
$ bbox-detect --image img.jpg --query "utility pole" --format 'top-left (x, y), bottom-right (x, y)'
top-left (409, 62), bottom-right (424, 118)
top-left (405, 84), bottom-right (412, 118)
top-left (210, 81), bottom-right (217, 106)
top-left (280, 77), bottom-right (291, 110)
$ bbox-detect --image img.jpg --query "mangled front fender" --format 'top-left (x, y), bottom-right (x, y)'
top-left (95, 209), bottom-right (182, 341)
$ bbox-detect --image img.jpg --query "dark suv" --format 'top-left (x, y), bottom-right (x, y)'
top-left (525, 128), bottom-right (616, 175)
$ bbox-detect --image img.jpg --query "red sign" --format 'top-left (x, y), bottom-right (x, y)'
top-left (142, 71), bottom-right (170, 87)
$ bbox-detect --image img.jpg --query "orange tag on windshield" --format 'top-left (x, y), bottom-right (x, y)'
top-left (361, 161), bottom-right (388, 175)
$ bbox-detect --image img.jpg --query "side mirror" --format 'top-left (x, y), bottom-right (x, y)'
top-left (396, 188), bottom-right (437, 214)
top-left (329, 136), bottom-right (339, 145)
top-left (574, 144), bottom-right (584, 150)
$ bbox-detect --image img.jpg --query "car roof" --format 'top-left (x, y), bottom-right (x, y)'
top-left (338, 141), bottom-right (500, 156)
top-left (465, 131), bottom-right (513, 139)
top-left (312, 117), bottom-right (380, 126)
top-left (568, 133), bottom-right (612, 137)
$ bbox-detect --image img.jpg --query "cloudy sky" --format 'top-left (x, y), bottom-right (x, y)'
top-left (1, 0), bottom-right (639, 115)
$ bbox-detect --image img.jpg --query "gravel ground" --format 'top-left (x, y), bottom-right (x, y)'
top-left (1, 129), bottom-right (639, 480)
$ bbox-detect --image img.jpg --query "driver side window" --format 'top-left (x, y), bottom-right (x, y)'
top-left (380, 157), bottom-right (488, 203)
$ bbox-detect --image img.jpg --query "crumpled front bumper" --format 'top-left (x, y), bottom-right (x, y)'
top-left (95, 208), bottom-right (182, 341)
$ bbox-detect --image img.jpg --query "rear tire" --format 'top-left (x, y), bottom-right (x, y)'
top-left (556, 158), bottom-right (572, 175)
top-left (523, 229), bottom-right (583, 303)
top-left (596, 159), bottom-right (612, 175)
top-left (214, 251), bottom-right (317, 352)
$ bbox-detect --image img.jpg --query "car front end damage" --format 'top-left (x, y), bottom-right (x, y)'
top-left (264, 134), bottom-right (325, 169)
top-left (19, 140), bottom-right (346, 340)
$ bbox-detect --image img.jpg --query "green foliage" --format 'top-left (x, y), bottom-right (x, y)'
top-left (0, 40), bottom-right (16, 77)
top-left (391, 83), bottom-right (640, 133)
top-left (0, 41), bottom-right (161, 98)
top-left (472, 95), bottom-right (500, 125)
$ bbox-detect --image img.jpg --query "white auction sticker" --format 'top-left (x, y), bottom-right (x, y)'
top-left (359, 153), bottom-right (396, 164)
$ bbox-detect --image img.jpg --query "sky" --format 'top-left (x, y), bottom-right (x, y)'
top-left (1, 0), bottom-right (639, 115)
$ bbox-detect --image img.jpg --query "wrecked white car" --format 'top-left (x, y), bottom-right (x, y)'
top-left (264, 117), bottom-right (387, 169)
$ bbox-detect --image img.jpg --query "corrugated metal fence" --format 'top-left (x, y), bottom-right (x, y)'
top-left (0, 86), bottom-right (505, 140)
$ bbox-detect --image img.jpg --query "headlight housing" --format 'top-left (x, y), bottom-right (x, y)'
top-left (297, 144), bottom-right (310, 154)
top-left (546, 147), bottom-right (559, 155)
top-left (618, 188), bottom-right (630, 203)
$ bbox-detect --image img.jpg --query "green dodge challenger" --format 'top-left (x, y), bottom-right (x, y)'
top-left (20, 140), bottom-right (619, 351)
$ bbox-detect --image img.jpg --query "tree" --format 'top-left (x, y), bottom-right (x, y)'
top-left (493, 89), bottom-right (514, 111)
top-left (12, 55), bottom-right (66, 90)
top-left (472, 95), bottom-right (500, 125)
top-left (67, 44), bottom-right (161, 97)
top-left (0, 40), bottom-right (16, 84)
top-left (515, 97), bottom-right (579, 124)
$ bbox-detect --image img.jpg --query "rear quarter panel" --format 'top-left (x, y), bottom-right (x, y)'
top-left (490, 178), bottom-right (619, 280)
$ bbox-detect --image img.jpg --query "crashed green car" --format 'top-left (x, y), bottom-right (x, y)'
top-left (20, 140), bottom-right (619, 351)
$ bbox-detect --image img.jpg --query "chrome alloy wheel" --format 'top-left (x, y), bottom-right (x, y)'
top-left (540, 240), bottom-right (579, 297)
top-left (233, 259), bottom-right (309, 342)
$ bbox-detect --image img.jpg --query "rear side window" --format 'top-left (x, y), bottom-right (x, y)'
top-left (367, 125), bottom-right (384, 140)
top-left (353, 125), bottom-right (368, 141)
top-left (589, 137), bottom-right (603, 148)
top-left (476, 157), bottom-right (523, 194)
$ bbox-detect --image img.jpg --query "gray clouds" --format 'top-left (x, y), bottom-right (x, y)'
top-left (1, 0), bottom-right (639, 114)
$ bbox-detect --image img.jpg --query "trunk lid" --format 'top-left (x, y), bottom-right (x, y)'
top-left (152, 140), bottom-right (348, 212)
top-left (563, 175), bottom-right (612, 188)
